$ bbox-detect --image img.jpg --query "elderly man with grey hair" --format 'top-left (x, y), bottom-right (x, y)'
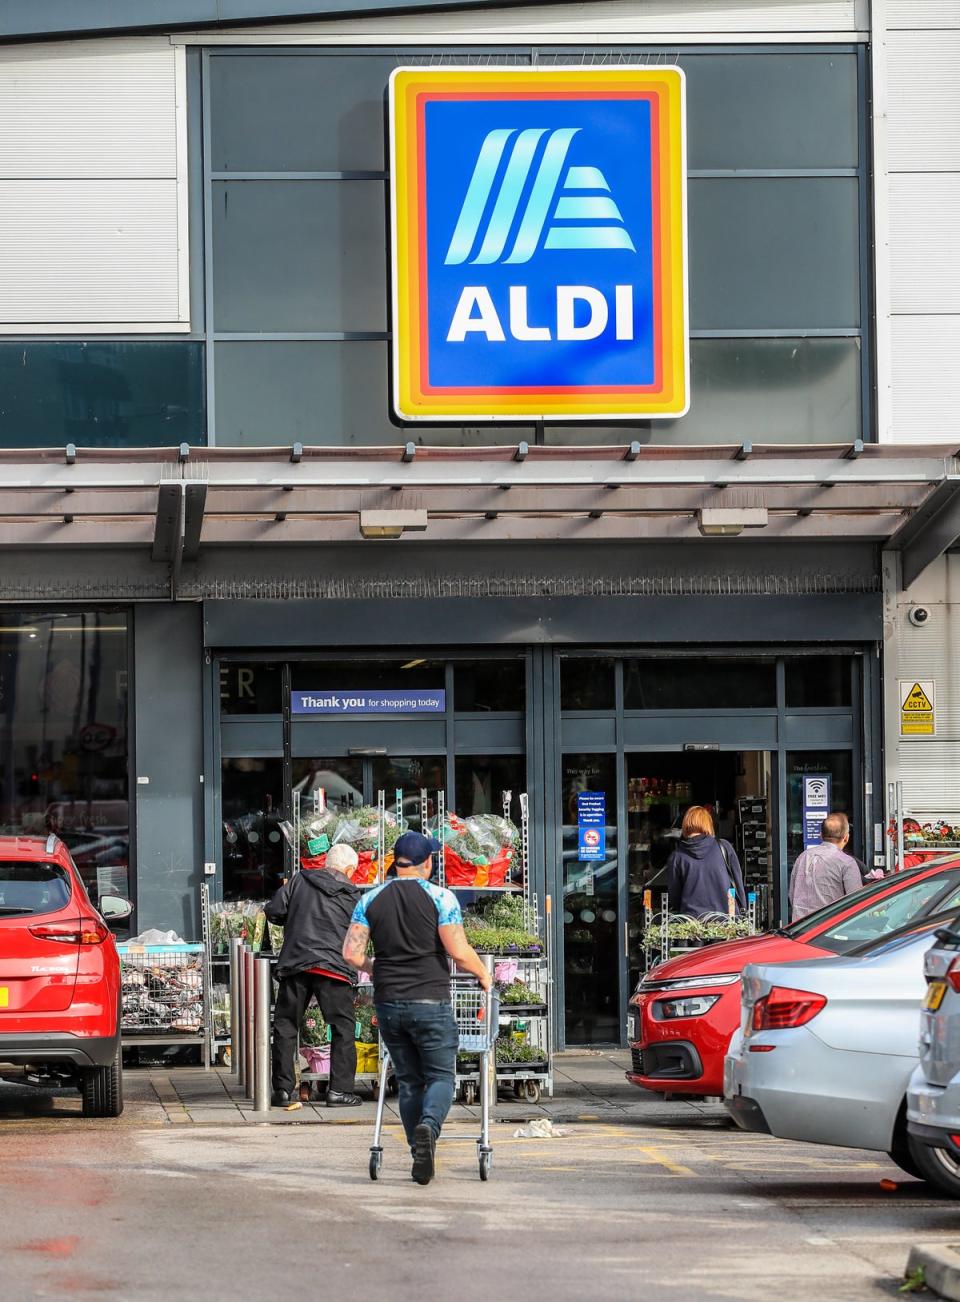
top-left (265, 842), bottom-right (364, 1109)
top-left (788, 811), bottom-right (863, 922)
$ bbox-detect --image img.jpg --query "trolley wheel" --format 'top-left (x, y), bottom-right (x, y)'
top-left (463, 1082), bottom-right (478, 1106)
top-left (513, 1082), bottom-right (523, 1100)
top-left (299, 1082), bottom-right (314, 1104)
top-left (479, 1150), bottom-right (492, 1182)
top-left (369, 1151), bottom-right (382, 1181)
top-left (387, 1074), bottom-right (399, 1097)
top-left (521, 1080), bottom-right (542, 1105)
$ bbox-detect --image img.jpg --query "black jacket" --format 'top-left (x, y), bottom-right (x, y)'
top-left (265, 868), bottom-right (361, 982)
top-left (665, 834), bottom-right (747, 918)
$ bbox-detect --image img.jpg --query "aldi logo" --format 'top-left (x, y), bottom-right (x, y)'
top-left (389, 67), bottom-right (688, 422)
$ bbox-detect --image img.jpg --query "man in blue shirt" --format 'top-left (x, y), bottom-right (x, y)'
top-left (342, 830), bottom-right (491, 1185)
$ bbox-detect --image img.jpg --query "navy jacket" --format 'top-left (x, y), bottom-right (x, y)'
top-left (665, 834), bottom-right (747, 918)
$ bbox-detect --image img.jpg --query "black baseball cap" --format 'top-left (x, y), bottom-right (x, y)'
top-left (393, 831), bottom-right (442, 866)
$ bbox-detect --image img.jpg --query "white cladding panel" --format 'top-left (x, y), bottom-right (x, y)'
top-left (889, 175), bottom-right (960, 312)
top-left (887, 32), bottom-right (960, 171)
top-left (199, 0), bottom-right (863, 38)
top-left (897, 564), bottom-right (960, 816)
top-left (0, 40), bottom-right (177, 178)
top-left (0, 39), bottom-right (187, 330)
top-left (887, 1), bottom-right (960, 28)
top-left (890, 316), bottom-right (960, 440)
top-left (0, 181), bottom-right (181, 322)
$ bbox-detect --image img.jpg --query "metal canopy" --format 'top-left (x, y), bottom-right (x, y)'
top-left (0, 442), bottom-right (955, 560)
top-left (887, 476), bottom-right (960, 589)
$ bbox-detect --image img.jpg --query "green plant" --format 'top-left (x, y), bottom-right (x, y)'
top-left (499, 980), bottom-right (544, 1006)
top-left (300, 1004), bottom-right (328, 1047)
top-left (354, 999), bottom-right (377, 1044)
top-left (900, 1266), bottom-right (926, 1294)
top-left (463, 895), bottom-right (541, 953)
top-left (495, 1039), bottom-right (546, 1065)
top-left (644, 914), bottom-right (752, 948)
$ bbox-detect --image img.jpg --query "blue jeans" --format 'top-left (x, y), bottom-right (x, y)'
top-left (376, 1001), bottom-right (458, 1144)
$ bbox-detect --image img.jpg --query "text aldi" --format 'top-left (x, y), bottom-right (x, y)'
top-left (389, 67), bottom-right (688, 421)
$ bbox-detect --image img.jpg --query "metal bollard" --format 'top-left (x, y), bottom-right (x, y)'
top-left (253, 956), bottom-right (272, 1115)
top-left (229, 938), bottom-right (243, 1078)
top-left (244, 947), bottom-right (255, 1100)
top-left (235, 943), bottom-right (247, 1093)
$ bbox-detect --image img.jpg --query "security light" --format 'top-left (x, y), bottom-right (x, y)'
top-left (359, 510), bottom-right (428, 539)
top-left (697, 507), bottom-right (768, 538)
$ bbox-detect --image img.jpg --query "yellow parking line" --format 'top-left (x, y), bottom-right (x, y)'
top-left (634, 1145), bottom-right (695, 1176)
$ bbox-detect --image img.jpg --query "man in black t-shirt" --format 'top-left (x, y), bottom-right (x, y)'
top-left (343, 831), bottom-right (491, 1186)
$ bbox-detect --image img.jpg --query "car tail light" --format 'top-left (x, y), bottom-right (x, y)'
top-left (946, 958), bottom-right (960, 993)
top-left (29, 918), bottom-right (109, 945)
top-left (752, 985), bottom-right (827, 1031)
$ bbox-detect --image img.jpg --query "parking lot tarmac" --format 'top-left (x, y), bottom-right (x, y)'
top-left (2, 1077), bottom-right (958, 1300)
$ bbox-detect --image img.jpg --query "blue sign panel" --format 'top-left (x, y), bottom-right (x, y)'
top-left (390, 67), bottom-right (688, 421)
top-left (577, 791), bottom-right (606, 862)
top-left (292, 690), bottom-right (446, 715)
top-left (802, 774), bottom-right (832, 849)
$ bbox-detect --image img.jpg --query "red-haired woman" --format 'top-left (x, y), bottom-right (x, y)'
top-left (665, 805), bottom-right (747, 918)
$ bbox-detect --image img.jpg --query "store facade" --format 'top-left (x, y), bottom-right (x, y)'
top-left (1, 1), bottom-right (958, 1048)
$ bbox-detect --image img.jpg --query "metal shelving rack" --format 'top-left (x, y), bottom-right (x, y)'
top-left (440, 789), bottom-right (554, 1105)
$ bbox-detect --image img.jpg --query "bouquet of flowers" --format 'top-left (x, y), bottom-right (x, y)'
top-left (430, 811), bottom-right (520, 887)
top-left (299, 806), bottom-right (405, 885)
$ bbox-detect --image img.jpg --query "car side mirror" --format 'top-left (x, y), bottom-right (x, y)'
top-left (99, 895), bottom-right (134, 922)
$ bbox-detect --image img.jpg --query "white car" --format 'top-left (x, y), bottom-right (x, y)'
top-left (724, 916), bottom-right (960, 1195)
top-left (907, 915), bottom-right (960, 1193)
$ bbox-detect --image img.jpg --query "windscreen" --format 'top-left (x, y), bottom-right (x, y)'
top-left (813, 875), bottom-right (960, 956)
top-left (0, 861), bottom-right (72, 917)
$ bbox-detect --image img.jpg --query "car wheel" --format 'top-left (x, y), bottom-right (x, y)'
top-left (81, 1038), bottom-right (124, 1118)
top-left (907, 1133), bottom-right (960, 1197)
top-left (888, 1143), bottom-right (923, 1181)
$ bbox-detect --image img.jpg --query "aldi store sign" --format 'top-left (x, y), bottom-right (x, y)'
top-left (389, 66), bottom-right (688, 421)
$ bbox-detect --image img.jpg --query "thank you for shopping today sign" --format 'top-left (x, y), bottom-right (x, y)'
top-left (577, 791), bottom-right (607, 862)
top-left (292, 691), bottom-right (446, 714)
top-left (389, 67), bottom-right (688, 421)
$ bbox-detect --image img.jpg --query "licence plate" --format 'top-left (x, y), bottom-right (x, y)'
top-left (925, 980), bottom-right (948, 1011)
top-left (0, 987), bottom-right (7, 1008)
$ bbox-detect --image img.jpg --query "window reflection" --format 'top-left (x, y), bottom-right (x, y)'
top-left (0, 611), bottom-right (129, 904)
top-left (221, 757), bottom-right (285, 901)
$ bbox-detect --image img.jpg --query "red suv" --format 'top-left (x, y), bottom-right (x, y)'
top-left (628, 858), bottom-right (960, 1098)
top-left (0, 835), bottom-right (132, 1116)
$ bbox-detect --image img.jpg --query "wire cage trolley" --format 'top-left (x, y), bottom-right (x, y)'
top-left (117, 942), bottom-right (207, 1063)
top-left (369, 975), bottom-right (499, 1182)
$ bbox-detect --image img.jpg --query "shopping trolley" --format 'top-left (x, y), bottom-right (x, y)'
top-left (369, 971), bottom-right (498, 1182)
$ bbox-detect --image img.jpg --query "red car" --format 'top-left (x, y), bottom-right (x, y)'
top-left (0, 834), bottom-right (132, 1116)
top-left (628, 857), bottom-right (960, 1098)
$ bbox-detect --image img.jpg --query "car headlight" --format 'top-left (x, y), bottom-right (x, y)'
top-left (639, 972), bottom-right (741, 993)
top-left (654, 994), bottom-right (721, 1020)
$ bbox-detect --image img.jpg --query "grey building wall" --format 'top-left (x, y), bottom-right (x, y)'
top-left (133, 603), bottom-right (205, 937)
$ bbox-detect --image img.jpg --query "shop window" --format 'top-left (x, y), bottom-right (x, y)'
top-left (624, 658), bottom-right (776, 711)
top-left (544, 337), bottom-right (862, 446)
top-left (209, 54), bottom-right (398, 173)
top-left (561, 753), bottom-right (619, 1044)
top-left (689, 178), bottom-right (860, 331)
top-left (221, 758), bottom-right (285, 901)
top-left (785, 751), bottom-right (854, 868)
top-left (371, 756), bottom-right (446, 832)
top-left (560, 658), bottom-right (615, 711)
top-left (214, 342), bottom-right (534, 449)
top-left (0, 611), bottom-right (130, 905)
top-left (785, 657), bottom-right (853, 708)
top-left (455, 756), bottom-right (525, 819)
top-left (680, 53), bottom-right (858, 171)
top-left (292, 757), bottom-right (364, 815)
top-left (0, 342), bottom-right (205, 449)
top-left (212, 181), bottom-right (387, 334)
top-left (219, 662), bottom-right (282, 716)
top-left (453, 660), bottom-right (525, 713)
top-left (290, 659), bottom-right (445, 695)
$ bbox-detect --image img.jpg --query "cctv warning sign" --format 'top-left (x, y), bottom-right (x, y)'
top-left (900, 680), bottom-right (936, 736)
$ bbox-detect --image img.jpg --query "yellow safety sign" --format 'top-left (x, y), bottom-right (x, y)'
top-left (900, 680), bottom-right (936, 736)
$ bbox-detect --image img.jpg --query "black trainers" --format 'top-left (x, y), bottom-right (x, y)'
top-left (326, 1090), bottom-right (363, 1108)
top-left (411, 1123), bottom-right (436, 1185)
top-left (271, 1089), bottom-right (301, 1110)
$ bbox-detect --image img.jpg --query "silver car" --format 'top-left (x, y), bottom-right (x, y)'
top-left (724, 915), bottom-right (960, 1195)
top-left (906, 915), bottom-right (960, 1194)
